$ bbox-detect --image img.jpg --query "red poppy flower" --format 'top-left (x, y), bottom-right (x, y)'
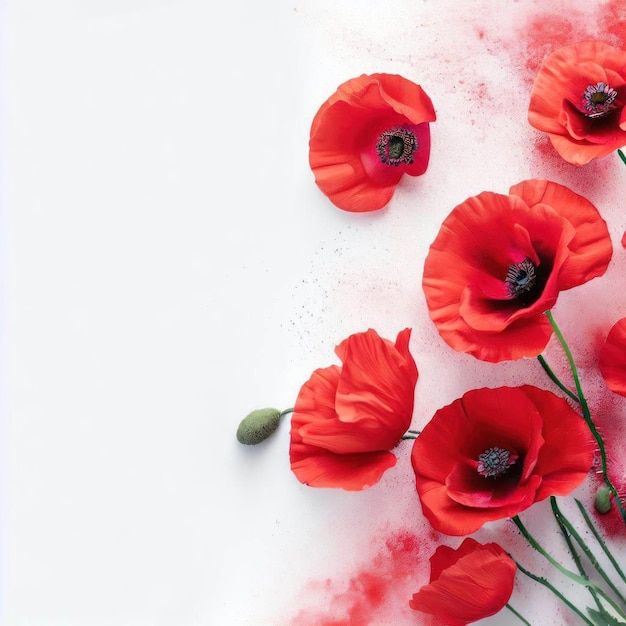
top-left (289, 328), bottom-right (418, 490)
top-left (411, 386), bottom-right (594, 535)
top-left (309, 73), bottom-right (436, 212)
top-left (599, 317), bottom-right (626, 396)
top-left (409, 538), bottom-right (516, 626)
top-left (528, 40), bottom-right (626, 165)
top-left (422, 179), bottom-right (612, 362)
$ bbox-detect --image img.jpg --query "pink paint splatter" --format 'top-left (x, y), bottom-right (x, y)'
top-left (597, 0), bottom-right (626, 49)
top-left (510, 1), bottom-right (626, 88)
top-left (517, 12), bottom-right (582, 85)
top-left (288, 528), bottom-right (439, 626)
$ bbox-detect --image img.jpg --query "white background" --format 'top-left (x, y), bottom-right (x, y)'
top-left (3, 0), bottom-right (626, 625)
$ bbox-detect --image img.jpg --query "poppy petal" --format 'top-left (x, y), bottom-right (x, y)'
top-left (599, 317), bottom-right (626, 396)
top-left (410, 539), bottom-right (516, 625)
top-left (509, 179), bottom-right (612, 290)
top-left (290, 446), bottom-right (397, 491)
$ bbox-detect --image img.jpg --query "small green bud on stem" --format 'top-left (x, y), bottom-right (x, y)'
top-left (236, 408), bottom-right (283, 445)
top-left (594, 484), bottom-right (613, 514)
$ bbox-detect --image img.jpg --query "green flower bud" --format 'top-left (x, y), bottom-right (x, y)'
top-left (594, 484), bottom-right (612, 515)
top-left (236, 408), bottom-right (282, 445)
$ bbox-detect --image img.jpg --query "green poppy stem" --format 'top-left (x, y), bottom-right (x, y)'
top-left (512, 515), bottom-right (599, 588)
top-left (551, 497), bottom-right (626, 615)
top-left (545, 310), bottom-right (626, 526)
top-left (279, 408), bottom-right (294, 418)
top-left (402, 429), bottom-right (421, 440)
top-left (536, 354), bottom-right (580, 403)
top-left (575, 498), bottom-right (626, 586)
top-left (514, 560), bottom-right (595, 626)
top-left (618, 149), bottom-right (626, 166)
top-left (550, 497), bottom-right (604, 614)
top-left (506, 603), bottom-right (533, 625)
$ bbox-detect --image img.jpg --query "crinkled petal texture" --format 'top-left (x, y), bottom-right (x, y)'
top-left (529, 40), bottom-right (626, 165)
top-left (290, 328), bottom-right (418, 490)
top-left (422, 179), bottom-right (612, 362)
top-left (411, 386), bottom-right (594, 535)
top-left (309, 73), bottom-right (436, 212)
top-left (410, 538), bottom-right (516, 626)
top-left (599, 317), bottom-right (626, 396)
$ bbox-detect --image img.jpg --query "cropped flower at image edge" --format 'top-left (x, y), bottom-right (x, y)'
top-left (599, 317), bottom-right (626, 397)
top-left (410, 538), bottom-right (517, 626)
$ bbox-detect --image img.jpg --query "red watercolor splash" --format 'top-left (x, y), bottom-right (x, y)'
top-left (598, 0), bottom-right (626, 49)
top-left (520, 11), bottom-right (581, 83)
top-left (508, 0), bottom-right (626, 88)
top-left (288, 528), bottom-right (439, 626)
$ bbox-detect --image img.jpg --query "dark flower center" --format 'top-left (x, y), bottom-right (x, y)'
top-left (477, 447), bottom-right (516, 478)
top-left (505, 258), bottom-right (538, 304)
top-left (376, 127), bottom-right (418, 166)
top-left (582, 82), bottom-right (618, 118)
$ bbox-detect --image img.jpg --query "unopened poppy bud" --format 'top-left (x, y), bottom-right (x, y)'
top-left (236, 408), bottom-right (282, 445)
top-left (595, 484), bottom-right (612, 514)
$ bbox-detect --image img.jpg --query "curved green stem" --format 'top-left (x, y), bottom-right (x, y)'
top-left (619, 149), bottom-right (626, 166)
top-left (512, 515), bottom-right (598, 588)
top-left (506, 603), bottom-right (533, 625)
top-left (551, 497), bottom-right (626, 613)
top-left (402, 429), bottom-right (421, 440)
top-left (550, 497), bottom-right (604, 614)
top-left (279, 408), bottom-right (294, 418)
top-left (515, 560), bottom-right (594, 626)
top-left (537, 354), bottom-right (580, 403)
top-left (593, 589), bottom-right (626, 623)
top-left (546, 310), bottom-right (626, 526)
top-left (575, 499), bottom-right (626, 586)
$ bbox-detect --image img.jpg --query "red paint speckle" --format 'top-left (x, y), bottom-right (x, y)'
top-left (521, 14), bottom-right (578, 78)
top-left (288, 528), bottom-right (438, 626)
top-left (508, 3), bottom-right (626, 88)
top-left (597, 0), bottom-right (626, 48)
